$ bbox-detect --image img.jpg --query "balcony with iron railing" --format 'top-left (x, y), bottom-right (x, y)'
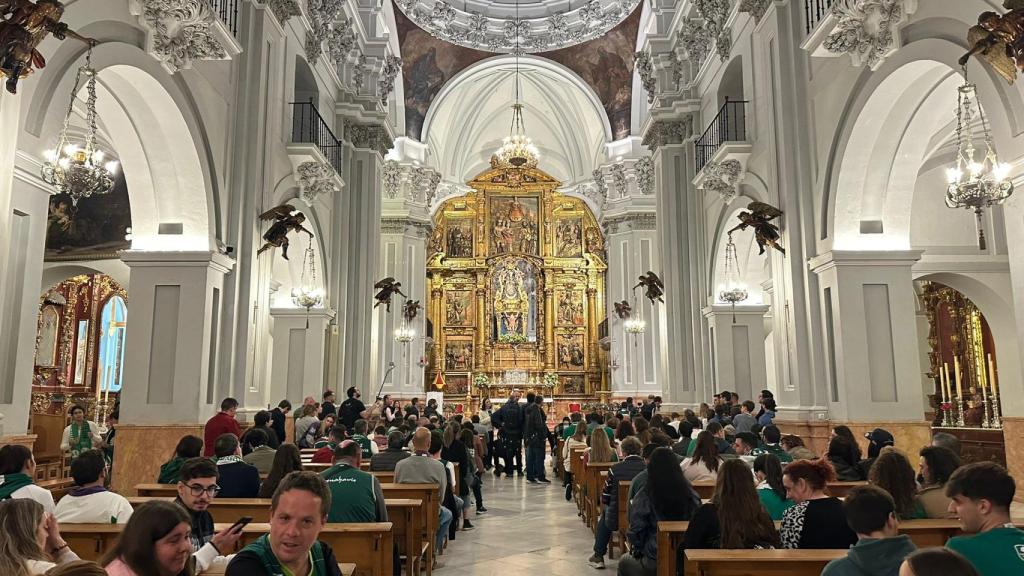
top-left (208, 0), bottom-right (240, 37)
top-left (291, 101), bottom-right (344, 174)
top-left (695, 99), bottom-right (749, 173)
top-left (804, 0), bottom-right (834, 35)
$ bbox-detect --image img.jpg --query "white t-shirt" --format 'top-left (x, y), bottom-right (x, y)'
top-left (55, 490), bottom-right (134, 524)
top-left (11, 484), bottom-right (56, 515)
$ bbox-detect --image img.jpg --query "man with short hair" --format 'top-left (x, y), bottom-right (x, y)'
top-left (242, 428), bottom-right (277, 474)
top-left (588, 437), bottom-right (645, 569)
top-left (54, 449), bottom-right (133, 523)
top-left (338, 387), bottom-right (368, 429)
top-left (406, 397), bottom-right (420, 419)
top-left (945, 462), bottom-right (1024, 575)
top-left (311, 426), bottom-right (347, 464)
top-left (687, 422), bottom-right (734, 456)
top-left (757, 397), bottom-right (777, 426)
top-left (751, 425), bottom-right (792, 463)
top-left (733, 432), bottom-right (759, 459)
top-left (204, 397), bottom-right (241, 456)
top-left (371, 431), bottom-right (412, 471)
top-left (732, 400), bottom-right (757, 433)
top-left (226, 471), bottom-right (344, 576)
top-left (492, 390), bottom-right (525, 477)
top-left (270, 399), bottom-right (291, 444)
top-left (395, 428), bottom-right (453, 556)
top-left (524, 392), bottom-right (549, 483)
top-left (350, 419), bottom-right (379, 459)
top-left (252, 410), bottom-right (281, 449)
top-left (821, 485), bottom-right (916, 576)
top-left (673, 421), bottom-right (695, 457)
top-left (319, 390), bottom-right (338, 420)
top-left (932, 431), bottom-right (962, 456)
top-left (321, 440), bottom-right (388, 522)
top-left (214, 433), bottom-right (261, 498)
top-left (755, 389), bottom-right (773, 420)
top-left (177, 457), bottom-right (244, 571)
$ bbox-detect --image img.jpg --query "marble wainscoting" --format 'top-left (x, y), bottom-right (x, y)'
top-left (111, 424), bottom-right (203, 494)
top-left (1001, 417), bottom-right (1024, 502)
top-left (776, 420), bottom-right (932, 461)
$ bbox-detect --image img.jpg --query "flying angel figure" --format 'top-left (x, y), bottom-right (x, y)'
top-left (402, 299), bottom-right (421, 322)
top-left (633, 271), bottom-right (665, 305)
top-left (373, 277), bottom-right (406, 312)
top-left (960, 0), bottom-right (1024, 84)
top-left (613, 300), bottom-right (632, 319)
top-left (728, 202), bottom-right (786, 256)
top-left (256, 204), bottom-right (313, 260)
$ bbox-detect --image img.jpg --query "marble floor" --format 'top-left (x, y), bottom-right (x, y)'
top-left (435, 460), bottom-right (612, 576)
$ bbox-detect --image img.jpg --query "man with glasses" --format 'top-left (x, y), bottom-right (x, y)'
top-left (176, 457), bottom-right (244, 571)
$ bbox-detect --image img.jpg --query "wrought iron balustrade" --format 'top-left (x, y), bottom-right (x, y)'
top-left (291, 101), bottom-right (344, 173)
top-left (695, 99), bottom-right (749, 173)
top-left (208, 0), bottom-right (240, 37)
top-left (804, 0), bottom-right (834, 35)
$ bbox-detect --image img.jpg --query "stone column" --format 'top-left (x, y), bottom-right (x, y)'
top-left (0, 90), bottom-right (22, 438)
top-left (113, 250), bottom-right (234, 493)
top-left (269, 308), bottom-right (336, 406)
top-left (475, 284), bottom-right (486, 366)
top-left (809, 251), bottom-right (928, 448)
top-left (586, 287), bottom-right (599, 362)
top-left (702, 305), bottom-right (769, 404)
top-left (544, 273), bottom-right (556, 370)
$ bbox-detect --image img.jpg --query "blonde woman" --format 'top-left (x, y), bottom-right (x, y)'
top-left (0, 499), bottom-right (80, 576)
top-left (585, 426), bottom-right (618, 466)
top-left (293, 404), bottom-right (320, 448)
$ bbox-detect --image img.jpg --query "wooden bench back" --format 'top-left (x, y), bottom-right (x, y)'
top-left (684, 549), bottom-right (845, 576)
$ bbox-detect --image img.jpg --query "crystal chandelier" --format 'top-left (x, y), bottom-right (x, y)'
top-left (394, 325), bottom-right (416, 343)
top-left (291, 243), bottom-right (322, 327)
top-left (623, 316), bottom-right (646, 334)
top-left (41, 47), bottom-right (119, 206)
top-left (491, 0), bottom-right (540, 170)
top-left (945, 69), bottom-right (1013, 250)
top-left (718, 233), bottom-right (748, 323)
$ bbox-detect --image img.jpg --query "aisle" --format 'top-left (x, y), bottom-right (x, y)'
top-left (434, 462), bottom-right (612, 575)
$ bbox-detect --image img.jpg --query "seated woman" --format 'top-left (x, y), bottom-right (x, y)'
top-left (684, 459), bottom-right (780, 555)
top-left (101, 500), bottom-right (194, 576)
top-left (780, 435), bottom-right (817, 461)
top-left (0, 444), bottom-right (56, 514)
top-left (680, 431), bottom-right (723, 483)
top-left (158, 435), bottom-right (203, 484)
top-left (753, 453), bottom-right (794, 520)
top-left (868, 448), bottom-right (927, 519)
top-left (293, 404), bottom-right (320, 449)
top-left (562, 426), bottom-right (588, 500)
top-left (585, 426), bottom-right (618, 466)
top-left (780, 459), bottom-right (857, 549)
top-left (0, 498), bottom-right (80, 575)
top-left (827, 435), bottom-right (866, 481)
top-left (916, 445), bottom-right (961, 518)
top-left (309, 414), bottom-right (338, 449)
top-left (618, 447), bottom-right (701, 576)
top-left (258, 444), bottom-right (303, 498)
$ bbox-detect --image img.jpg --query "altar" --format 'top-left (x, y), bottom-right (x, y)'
top-left (425, 163), bottom-right (608, 410)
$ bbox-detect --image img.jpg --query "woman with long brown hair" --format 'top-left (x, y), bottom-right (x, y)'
top-left (869, 448), bottom-right (926, 519)
top-left (680, 431), bottom-right (722, 483)
top-left (0, 498), bottom-right (79, 576)
top-left (258, 443), bottom-right (303, 498)
top-left (684, 459), bottom-right (780, 552)
top-left (102, 500), bottom-right (193, 576)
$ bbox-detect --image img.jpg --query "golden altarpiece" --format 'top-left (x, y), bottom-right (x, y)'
top-left (426, 165), bottom-right (608, 408)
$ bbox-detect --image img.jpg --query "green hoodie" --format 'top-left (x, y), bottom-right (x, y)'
top-left (821, 535), bottom-right (916, 576)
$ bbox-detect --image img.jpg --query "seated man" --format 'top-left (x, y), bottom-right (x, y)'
top-left (252, 409), bottom-right (281, 449)
top-left (214, 433), bottom-right (261, 498)
top-left (945, 462), bottom-right (1024, 575)
top-left (588, 437), bottom-right (645, 569)
top-left (226, 471), bottom-right (343, 576)
top-left (732, 401), bottom-right (757, 433)
top-left (732, 432), bottom-right (760, 464)
top-left (311, 425), bottom-right (347, 464)
top-left (751, 425), bottom-right (793, 463)
top-left (0, 444), bottom-right (55, 514)
top-left (822, 485), bottom-right (916, 576)
top-left (370, 430), bottom-right (411, 471)
top-left (396, 427), bottom-right (453, 557)
top-left (54, 449), bottom-right (133, 523)
top-left (350, 419), bottom-right (380, 460)
top-left (321, 440), bottom-right (387, 522)
top-left (176, 457), bottom-right (244, 571)
top-left (242, 428), bottom-right (276, 475)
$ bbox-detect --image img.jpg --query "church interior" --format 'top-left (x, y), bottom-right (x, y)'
top-left (2, 0), bottom-right (1024, 575)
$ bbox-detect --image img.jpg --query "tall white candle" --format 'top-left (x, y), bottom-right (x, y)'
top-left (954, 356), bottom-right (963, 399)
top-left (988, 354), bottom-right (998, 398)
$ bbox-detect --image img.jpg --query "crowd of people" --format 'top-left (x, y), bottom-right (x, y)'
top-left (0, 388), bottom-right (1021, 576)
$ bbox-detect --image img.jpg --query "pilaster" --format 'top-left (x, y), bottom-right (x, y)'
top-left (0, 90), bottom-right (21, 435)
top-left (702, 305), bottom-right (769, 403)
top-left (269, 308), bottom-right (336, 404)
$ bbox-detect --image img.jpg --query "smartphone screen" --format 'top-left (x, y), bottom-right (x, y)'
top-left (228, 516), bottom-right (253, 533)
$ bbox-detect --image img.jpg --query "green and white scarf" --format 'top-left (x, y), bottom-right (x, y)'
top-left (0, 473), bottom-right (34, 500)
top-left (216, 455), bottom-right (245, 466)
top-left (243, 534), bottom-right (327, 576)
top-left (69, 421), bottom-right (93, 458)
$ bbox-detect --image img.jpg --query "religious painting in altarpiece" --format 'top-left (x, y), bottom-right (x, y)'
top-left (426, 165), bottom-right (608, 410)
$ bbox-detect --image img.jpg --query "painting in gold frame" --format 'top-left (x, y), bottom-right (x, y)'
top-left (555, 217), bottom-right (582, 257)
top-left (556, 290), bottom-right (585, 326)
top-left (445, 291), bottom-right (472, 326)
top-left (444, 341), bottom-right (474, 371)
top-left (445, 217), bottom-right (474, 258)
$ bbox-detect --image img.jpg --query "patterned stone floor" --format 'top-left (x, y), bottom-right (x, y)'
top-left (434, 459), bottom-right (612, 576)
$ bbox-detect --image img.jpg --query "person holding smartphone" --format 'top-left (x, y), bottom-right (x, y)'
top-left (175, 457), bottom-right (244, 571)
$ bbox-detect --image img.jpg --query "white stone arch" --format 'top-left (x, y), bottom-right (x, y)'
top-left (21, 38), bottom-right (218, 251)
top-left (41, 263), bottom-right (130, 293)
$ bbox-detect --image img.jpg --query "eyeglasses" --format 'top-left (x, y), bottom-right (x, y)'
top-left (183, 483), bottom-right (220, 497)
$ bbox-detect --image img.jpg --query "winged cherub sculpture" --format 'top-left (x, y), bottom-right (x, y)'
top-left (373, 278), bottom-right (406, 312)
top-left (0, 0), bottom-right (92, 94)
top-left (402, 299), bottom-right (421, 323)
top-left (728, 201), bottom-right (786, 255)
top-left (256, 204), bottom-right (313, 260)
top-left (960, 1), bottom-right (1024, 84)
top-left (633, 271), bottom-right (665, 305)
top-left (613, 300), bottom-right (632, 320)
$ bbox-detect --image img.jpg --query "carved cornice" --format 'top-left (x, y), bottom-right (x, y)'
top-left (642, 117), bottom-right (693, 151)
top-left (698, 159), bottom-right (743, 204)
top-left (382, 161), bottom-right (441, 203)
top-left (129, 0), bottom-right (238, 73)
top-left (738, 0), bottom-right (772, 23)
top-left (268, 0), bottom-right (302, 24)
top-left (304, 0), bottom-right (345, 65)
top-left (297, 161), bottom-right (340, 203)
top-left (603, 212), bottom-right (657, 234)
top-left (381, 217), bottom-right (432, 236)
top-left (377, 55), bottom-right (403, 106)
top-left (343, 121), bottom-right (393, 155)
top-left (823, 0), bottom-right (917, 70)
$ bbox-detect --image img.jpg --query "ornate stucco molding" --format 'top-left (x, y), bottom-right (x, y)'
top-left (590, 168), bottom-right (608, 206)
top-left (642, 117), bottom-right (694, 152)
top-left (695, 0), bottom-right (733, 62)
top-left (634, 50), bottom-right (657, 105)
top-left (610, 163), bottom-right (628, 199)
top-left (297, 161), bottom-right (340, 203)
top-left (304, 0), bottom-right (345, 65)
top-left (343, 121), bottom-right (393, 156)
top-left (636, 156), bottom-right (654, 196)
top-left (677, 17), bottom-right (713, 68)
top-left (822, 0), bottom-right (917, 70)
top-left (129, 0), bottom-right (240, 73)
top-left (378, 55), bottom-right (403, 106)
top-left (738, 0), bottom-right (772, 24)
top-left (381, 217), bottom-right (432, 236)
top-left (269, 0), bottom-right (302, 24)
top-left (382, 161), bottom-right (440, 203)
top-left (383, 160), bottom-right (401, 199)
top-left (604, 212), bottom-right (657, 234)
top-left (698, 159), bottom-right (744, 204)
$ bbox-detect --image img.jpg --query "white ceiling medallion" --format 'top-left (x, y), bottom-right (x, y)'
top-left (395, 0), bottom-right (640, 53)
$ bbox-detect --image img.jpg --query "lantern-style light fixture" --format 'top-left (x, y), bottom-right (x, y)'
top-left (718, 233), bottom-right (748, 323)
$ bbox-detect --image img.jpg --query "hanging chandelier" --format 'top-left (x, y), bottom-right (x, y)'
top-left (41, 46), bottom-right (119, 206)
top-left (491, 0), bottom-right (540, 171)
top-left (945, 68), bottom-right (1013, 250)
top-left (718, 233), bottom-right (748, 323)
top-left (291, 243), bottom-right (322, 327)
top-left (394, 325), bottom-right (416, 343)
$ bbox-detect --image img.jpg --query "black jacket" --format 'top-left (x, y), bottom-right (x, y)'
top-left (828, 456), bottom-right (866, 481)
top-left (269, 408), bottom-right (287, 445)
top-left (217, 461), bottom-right (261, 498)
top-left (370, 448), bottom-right (411, 471)
top-left (602, 455), bottom-right (646, 530)
top-left (524, 404), bottom-right (547, 446)
top-left (493, 400), bottom-right (524, 436)
top-left (226, 540), bottom-right (343, 576)
top-left (441, 441), bottom-right (470, 497)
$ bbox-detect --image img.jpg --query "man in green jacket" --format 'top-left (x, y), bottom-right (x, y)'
top-left (320, 440), bottom-right (387, 523)
top-left (822, 485), bottom-right (916, 576)
top-left (945, 462), bottom-right (1024, 576)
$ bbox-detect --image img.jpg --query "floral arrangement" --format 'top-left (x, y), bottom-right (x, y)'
top-left (473, 373), bottom-right (490, 388)
top-left (581, 401), bottom-right (615, 413)
top-left (497, 333), bottom-right (528, 344)
top-left (543, 372), bottom-right (558, 387)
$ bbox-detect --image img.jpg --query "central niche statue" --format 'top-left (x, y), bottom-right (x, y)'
top-left (493, 259), bottom-right (535, 341)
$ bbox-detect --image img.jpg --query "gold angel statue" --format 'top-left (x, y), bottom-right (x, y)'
top-left (961, 0), bottom-right (1024, 84)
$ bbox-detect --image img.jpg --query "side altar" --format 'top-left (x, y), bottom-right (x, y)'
top-left (425, 163), bottom-right (608, 409)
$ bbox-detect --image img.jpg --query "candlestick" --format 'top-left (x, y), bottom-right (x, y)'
top-left (955, 395), bottom-right (965, 428)
top-left (954, 356), bottom-right (963, 399)
top-left (987, 353), bottom-right (998, 398)
top-left (991, 393), bottom-right (1002, 429)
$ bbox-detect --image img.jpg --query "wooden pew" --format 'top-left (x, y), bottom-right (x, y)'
top-left (569, 447), bottom-right (586, 518)
top-left (555, 439), bottom-right (565, 480)
top-left (613, 479), bottom-right (630, 558)
top-left (127, 496), bottom-right (272, 523)
top-left (136, 483), bottom-right (178, 497)
top-left (386, 498), bottom-right (425, 576)
top-left (584, 462), bottom-right (614, 530)
top-left (380, 483), bottom-right (439, 576)
top-left (684, 549), bottom-right (846, 576)
top-left (205, 563), bottom-right (356, 576)
top-left (371, 471), bottom-right (396, 484)
top-left (39, 477), bottom-right (74, 501)
top-left (824, 481), bottom-right (865, 499)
